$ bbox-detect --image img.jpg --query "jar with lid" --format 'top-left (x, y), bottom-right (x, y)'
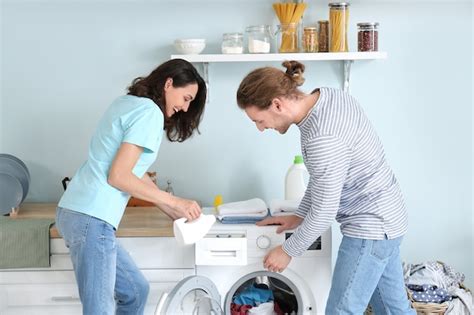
top-left (303, 26), bottom-right (318, 53)
top-left (357, 22), bottom-right (379, 52)
top-left (221, 33), bottom-right (244, 54)
top-left (318, 20), bottom-right (329, 52)
top-left (328, 2), bottom-right (350, 52)
top-left (276, 23), bottom-right (299, 53)
top-left (246, 25), bottom-right (272, 53)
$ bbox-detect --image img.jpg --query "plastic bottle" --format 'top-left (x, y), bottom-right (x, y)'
top-left (285, 155), bottom-right (309, 200)
top-left (165, 180), bottom-right (174, 195)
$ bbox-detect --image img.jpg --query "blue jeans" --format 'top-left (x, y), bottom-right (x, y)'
top-left (56, 207), bottom-right (149, 315)
top-left (326, 236), bottom-right (416, 315)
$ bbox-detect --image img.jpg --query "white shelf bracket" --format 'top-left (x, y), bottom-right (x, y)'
top-left (343, 60), bottom-right (353, 92)
top-left (201, 62), bottom-right (209, 103)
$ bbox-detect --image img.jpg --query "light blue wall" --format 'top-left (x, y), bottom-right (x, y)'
top-left (2, 0), bottom-right (472, 288)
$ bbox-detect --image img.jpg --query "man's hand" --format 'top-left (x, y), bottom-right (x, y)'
top-left (256, 215), bottom-right (303, 233)
top-left (263, 245), bottom-right (292, 273)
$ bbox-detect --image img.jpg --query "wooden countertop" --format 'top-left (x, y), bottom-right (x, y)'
top-left (13, 203), bottom-right (174, 238)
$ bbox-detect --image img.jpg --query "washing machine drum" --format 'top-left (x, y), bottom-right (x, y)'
top-left (155, 276), bottom-right (222, 315)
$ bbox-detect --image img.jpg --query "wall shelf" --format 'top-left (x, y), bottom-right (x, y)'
top-left (170, 52), bottom-right (387, 63)
top-left (170, 51), bottom-right (387, 95)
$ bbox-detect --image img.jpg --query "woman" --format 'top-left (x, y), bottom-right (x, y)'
top-left (56, 58), bottom-right (206, 315)
top-left (236, 61), bottom-right (416, 314)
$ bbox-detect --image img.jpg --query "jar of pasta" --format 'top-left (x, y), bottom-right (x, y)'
top-left (357, 22), bottom-right (379, 52)
top-left (328, 2), bottom-right (350, 52)
top-left (303, 27), bottom-right (318, 53)
top-left (276, 23), bottom-right (299, 53)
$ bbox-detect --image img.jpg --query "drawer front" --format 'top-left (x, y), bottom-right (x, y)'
top-left (2, 305), bottom-right (165, 315)
top-left (120, 237), bottom-right (194, 269)
top-left (0, 269), bottom-right (194, 285)
top-left (4, 283), bottom-right (81, 307)
top-left (2, 305), bottom-right (82, 315)
top-left (0, 269), bottom-right (194, 308)
top-left (0, 270), bottom-right (76, 284)
top-left (48, 237), bottom-right (194, 269)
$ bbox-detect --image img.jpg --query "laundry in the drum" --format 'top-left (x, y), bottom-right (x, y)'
top-left (231, 276), bottom-right (297, 315)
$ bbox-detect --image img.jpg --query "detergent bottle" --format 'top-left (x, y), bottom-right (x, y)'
top-left (285, 155), bottom-right (309, 200)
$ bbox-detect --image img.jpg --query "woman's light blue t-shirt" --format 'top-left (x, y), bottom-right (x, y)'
top-left (59, 95), bottom-right (164, 228)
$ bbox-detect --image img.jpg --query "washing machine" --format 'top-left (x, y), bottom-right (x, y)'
top-left (156, 222), bottom-right (332, 315)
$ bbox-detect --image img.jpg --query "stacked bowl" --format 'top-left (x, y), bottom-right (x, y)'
top-left (174, 39), bottom-right (206, 55)
top-left (0, 154), bottom-right (30, 215)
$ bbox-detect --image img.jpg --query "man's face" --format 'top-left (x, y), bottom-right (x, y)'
top-left (244, 102), bottom-right (291, 134)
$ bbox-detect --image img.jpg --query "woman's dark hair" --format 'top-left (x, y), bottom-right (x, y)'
top-left (236, 60), bottom-right (305, 110)
top-left (128, 59), bottom-right (207, 142)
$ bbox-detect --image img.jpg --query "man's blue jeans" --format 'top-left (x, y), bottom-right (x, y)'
top-left (326, 235), bottom-right (416, 315)
top-left (56, 207), bottom-right (149, 315)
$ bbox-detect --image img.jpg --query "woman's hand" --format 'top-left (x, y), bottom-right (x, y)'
top-left (256, 215), bottom-right (303, 233)
top-left (167, 196), bottom-right (201, 221)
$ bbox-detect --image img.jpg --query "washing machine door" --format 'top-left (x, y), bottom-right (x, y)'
top-left (155, 275), bottom-right (222, 315)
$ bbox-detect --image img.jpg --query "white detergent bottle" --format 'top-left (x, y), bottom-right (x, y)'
top-left (285, 155), bottom-right (309, 200)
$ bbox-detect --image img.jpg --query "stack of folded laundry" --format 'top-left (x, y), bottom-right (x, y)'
top-left (268, 199), bottom-right (300, 216)
top-left (217, 198), bottom-right (269, 224)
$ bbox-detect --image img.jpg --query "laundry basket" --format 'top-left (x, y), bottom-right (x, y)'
top-left (364, 292), bottom-right (449, 315)
top-left (410, 302), bottom-right (448, 315)
top-left (365, 303), bottom-right (447, 315)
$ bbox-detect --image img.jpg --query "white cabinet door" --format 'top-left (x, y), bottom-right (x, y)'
top-left (120, 237), bottom-right (195, 269)
top-left (47, 237), bottom-right (195, 270)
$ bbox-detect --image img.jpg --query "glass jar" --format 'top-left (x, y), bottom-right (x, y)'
top-left (277, 23), bottom-right (299, 53)
top-left (357, 22), bottom-right (379, 52)
top-left (328, 2), bottom-right (350, 52)
top-left (221, 33), bottom-right (244, 54)
top-left (318, 20), bottom-right (329, 52)
top-left (303, 27), bottom-right (318, 53)
top-left (246, 25), bottom-right (272, 53)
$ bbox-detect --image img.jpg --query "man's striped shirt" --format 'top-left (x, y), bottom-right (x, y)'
top-left (282, 87), bottom-right (408, 257)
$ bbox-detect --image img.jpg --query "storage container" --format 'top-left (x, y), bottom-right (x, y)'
top-left (357, 22), bottom-right (379, 52)
top-left (303, 26), bottom-right (318, 53)
top-left (221, 33), bottom-right (244, 54)
top-left (318, 20), bottom-right (329, 52)
top-left (277, 23), bottom-right (299, 53)
top-left (245, 25), bottom-right (272, 53)
top-left (329, 2), bottom-right (350, 52)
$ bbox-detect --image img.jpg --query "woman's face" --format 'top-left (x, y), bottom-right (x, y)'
top-left (164, 78), bottom-right (198, 118)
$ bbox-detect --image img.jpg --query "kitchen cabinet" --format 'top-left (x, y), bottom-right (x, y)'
top-left (171, 51), bottom-right (387, 92)
top-left (0, 237), bottom-right (195, 315)
top-left (0, 204), bottom-right (193, 315)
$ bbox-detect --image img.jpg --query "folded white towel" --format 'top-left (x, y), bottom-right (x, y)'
top-left (269, 199), bottom-right (300, 216)
top-left (217, 198), bottom-right (267, 216)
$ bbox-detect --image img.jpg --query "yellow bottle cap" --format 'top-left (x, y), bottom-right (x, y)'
top-left (213, 194), bottom-right (223, 209)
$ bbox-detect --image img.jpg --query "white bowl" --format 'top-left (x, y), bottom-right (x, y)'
top-left (174, 39), bottom-right (206, 55)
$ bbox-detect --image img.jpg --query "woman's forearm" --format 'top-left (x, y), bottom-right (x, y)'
top-left (108, 171), bottom-right (175, 210)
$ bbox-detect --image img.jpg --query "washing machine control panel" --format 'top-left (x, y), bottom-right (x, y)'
top-left (256, 235), bottom-right (271, 249)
